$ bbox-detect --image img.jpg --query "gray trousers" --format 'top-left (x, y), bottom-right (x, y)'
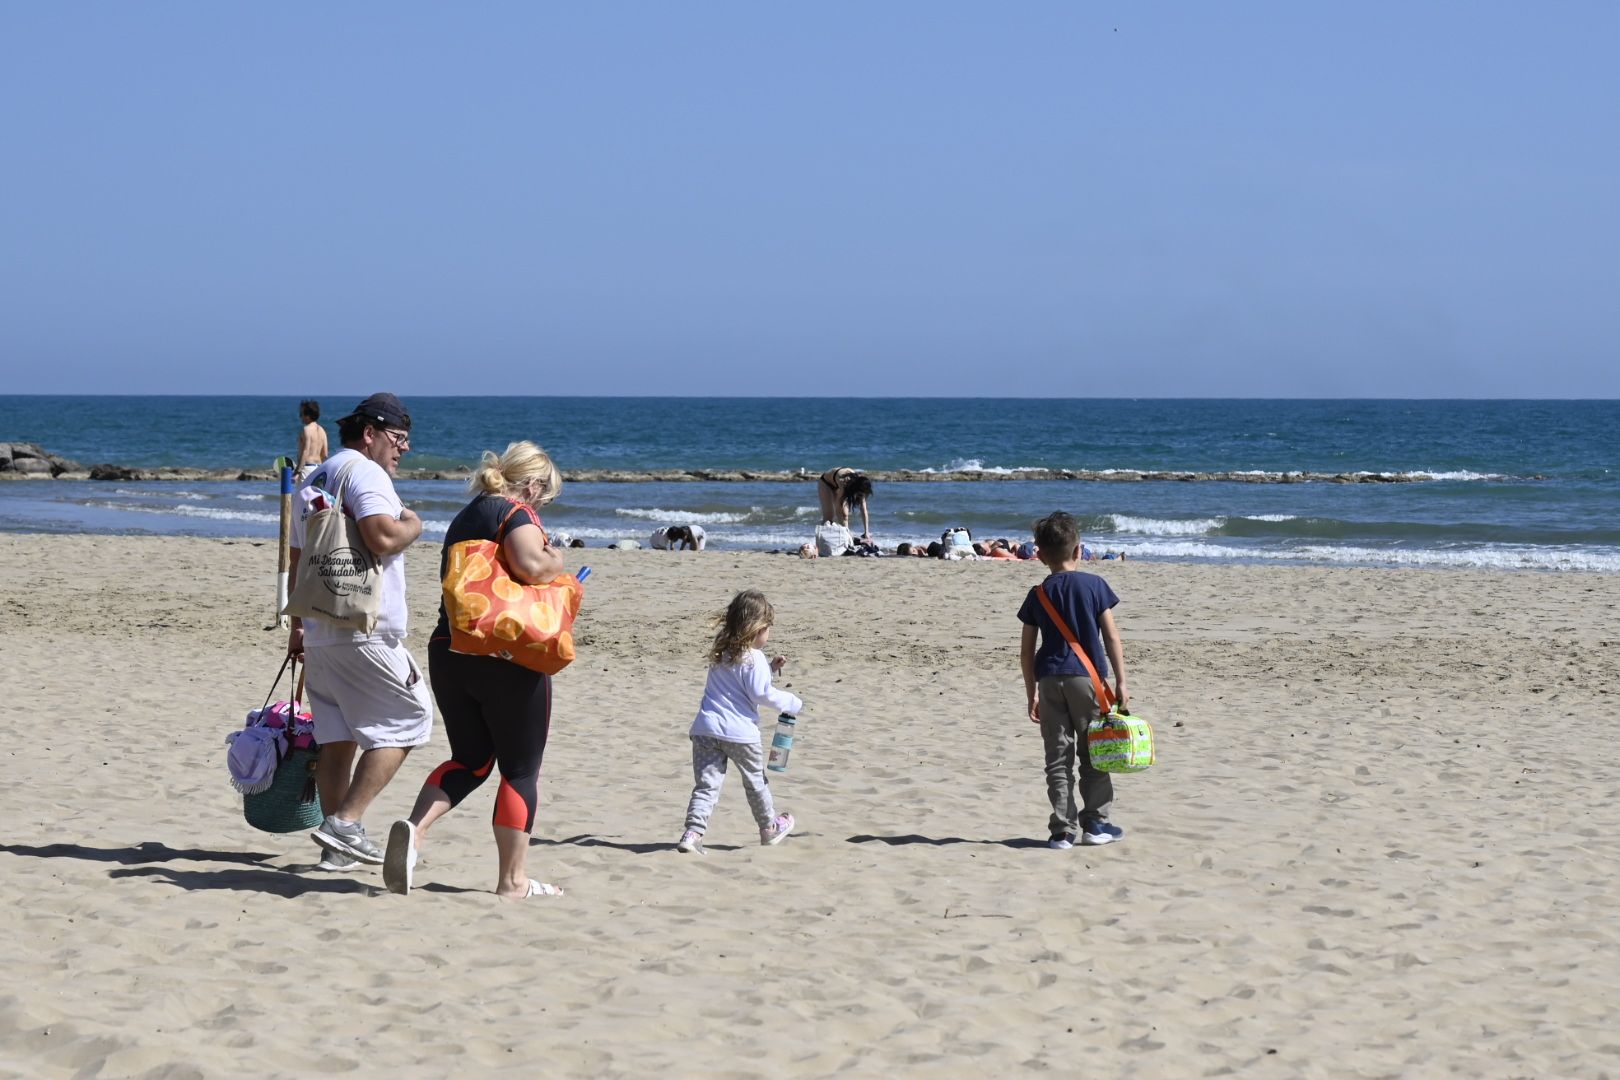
top-left (684, 735), bottom-right (776, 833)
top-left (1038, 674), bottom-right (1114, 837)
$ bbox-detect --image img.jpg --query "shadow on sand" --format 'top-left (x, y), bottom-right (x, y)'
top-left (529, 832), bottom-right (743, 854)
top-left (106, 865), bottom-right (377, 897)
top-left (0, 841), bottom-right (279, 866)
top-left (845, 834), bottom-right (1047, 849)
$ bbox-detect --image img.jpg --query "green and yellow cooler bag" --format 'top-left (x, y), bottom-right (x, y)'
top-left (1086, 709), bottom-right (1156, 773)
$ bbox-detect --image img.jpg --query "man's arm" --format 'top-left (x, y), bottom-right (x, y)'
top-left (356, 507), bottom-right (422, 556)
top-left (1020, 624), bottom-right (1039, 724)
top-left (1099, 608), bottom-right (1128, 710)
top-left (286, 546), bottom-right (303, 657)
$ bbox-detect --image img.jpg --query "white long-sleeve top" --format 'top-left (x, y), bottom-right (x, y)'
top-left (689, 649), bottom-right (804, 743)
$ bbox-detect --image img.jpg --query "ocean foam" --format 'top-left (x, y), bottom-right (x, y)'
top-left (1350, 470), bottom-right (1508, 482)
top-left (1114, 538), bottom-right (1620, 572)
top-left (90, 502), bottom-right (282, 525)
top-left (614, 507), bottom-right (754, 525)
top-left (1107, 515), bottom-right (1226, 537)
top-left (917, 459), bottom-right (1044, 475)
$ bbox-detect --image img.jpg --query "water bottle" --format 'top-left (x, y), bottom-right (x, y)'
top-left (767, 713), bottom-right (797, 773)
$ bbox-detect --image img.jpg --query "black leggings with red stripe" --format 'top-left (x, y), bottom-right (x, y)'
top-left (425, 640), bottom-right (552, 833)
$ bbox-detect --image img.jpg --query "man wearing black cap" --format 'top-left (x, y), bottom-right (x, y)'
top-left (289, 392), bottom-right (433, 870)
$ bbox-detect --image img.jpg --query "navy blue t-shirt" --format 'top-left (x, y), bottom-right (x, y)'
top-left (431, 494), bottom-right (542, 641)
top-left (1016, 570), bottom-right (1120, 680)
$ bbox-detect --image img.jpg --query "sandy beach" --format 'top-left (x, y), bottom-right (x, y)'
top-left (2, 532), bottom-right (1618, 1078)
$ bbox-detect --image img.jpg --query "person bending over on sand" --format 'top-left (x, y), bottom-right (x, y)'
top-left (1017, 511), bottom-right (1130, 850)
top-left (288, 393), bottom-right (431, 871)
top-left (383, 441), bottom-right (568, 900)
top-left (817, 467), bottom-right (873, 540)
top-left (294, 399), bottom-right (328, 482)
top-left (675, 590), bottom-right (800, 855)
top-left (651, 524), bottom-right (706, 550)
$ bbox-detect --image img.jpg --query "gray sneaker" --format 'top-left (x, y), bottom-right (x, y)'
top-left (313, 848), bottom-right (361, 872)
top-left (311, 816), bottom-right (384, 865)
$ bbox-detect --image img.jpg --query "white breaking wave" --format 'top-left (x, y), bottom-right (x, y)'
top-left (1113, 539), bottom-right (1620, 573)
top-left (1248, 514), bottom-right (1299, 522)
top-left (917, 458), bottom-right (1045, 475)
top-left (1106, 515), bottom-right (1226, 536)
top-left (1292, 544), bottom-right (1620, 572)
top-left (614, 507), bottom-right (754, 525)
top-left (235, 493), bottom-right (270, 501)
top-left (88, 499), bottom-right (455, 536)
top-left (113, 488), bottom-right (208, 501)
top-left (1349, 470), bottom-right (1507, 482)
top-left (91, 502), bottom-right (281, 525)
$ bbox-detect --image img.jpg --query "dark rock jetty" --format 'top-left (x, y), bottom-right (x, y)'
top-left (2, 446), bottom-right (1533, 484)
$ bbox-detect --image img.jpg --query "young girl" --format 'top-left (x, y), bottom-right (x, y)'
top-left (676, 590), bottom-right (801, 854)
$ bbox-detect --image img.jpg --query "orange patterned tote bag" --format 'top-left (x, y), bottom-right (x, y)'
top-left (442, 504), bottom-right (584, 675)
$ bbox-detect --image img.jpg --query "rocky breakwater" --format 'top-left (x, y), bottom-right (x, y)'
top-left (557, 467), bottom-right (1494, 484)
top-left (2, 451), bottom-right (1535, 485)
top-left (0, 443), bottom-right (82, 478)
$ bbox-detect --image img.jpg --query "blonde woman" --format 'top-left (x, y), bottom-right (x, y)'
top-left (674, 590), bottom-right (801, 855)
top-left (383, 441), bottom-right (567, 900)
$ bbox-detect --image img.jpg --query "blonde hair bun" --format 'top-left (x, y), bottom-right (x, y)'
top-left (467, 442), bottom-right (562, 504)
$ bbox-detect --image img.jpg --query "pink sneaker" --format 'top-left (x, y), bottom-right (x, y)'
top-left (760, 814), bottom-right (795, 846)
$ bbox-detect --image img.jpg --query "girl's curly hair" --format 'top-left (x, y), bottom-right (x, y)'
top-left (708, 590), bottom-right (775, 666)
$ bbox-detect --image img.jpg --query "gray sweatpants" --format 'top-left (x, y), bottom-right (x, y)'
top-left (684, 735), bottom-right (776, 833)
top-left (1038, 674), bottom-right (1114, 837)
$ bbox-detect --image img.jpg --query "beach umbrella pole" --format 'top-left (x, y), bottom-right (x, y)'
top-left (275, 456), bottom-right (293, 629)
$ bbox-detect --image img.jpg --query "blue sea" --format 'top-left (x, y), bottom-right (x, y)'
top-left (2, 396), bottom-right (1616, 571)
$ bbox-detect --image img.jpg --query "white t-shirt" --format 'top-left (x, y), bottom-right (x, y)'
top-left (688, 649), bottom-right (803, 743)
top-left (651, 525), bottom-right (706, 550)
top-left (290, 448), bottom-right (410, 645)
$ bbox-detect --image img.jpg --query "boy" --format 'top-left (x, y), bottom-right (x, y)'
top-left (295, 399), bottom-right (328, 482)
top-left (1017, 511), bottom-right (1130, 849)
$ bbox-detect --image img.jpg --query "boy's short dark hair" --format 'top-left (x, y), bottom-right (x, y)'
top-left (1033, 511), bottom-right (1079, 557)
top-left (300, 399), bottom-right (320, 421)
top-left (896, 542), bottom-right (913, 556)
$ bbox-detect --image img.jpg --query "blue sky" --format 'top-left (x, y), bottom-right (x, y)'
top-left (2, 4), bottom-right (1616, 397)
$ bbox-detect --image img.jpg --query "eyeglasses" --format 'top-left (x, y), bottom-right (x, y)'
top-left (381, 428), bottom-right (410, 451)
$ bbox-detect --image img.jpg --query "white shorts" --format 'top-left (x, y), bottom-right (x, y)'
top-left (303, 638), bottom-right (433, 750)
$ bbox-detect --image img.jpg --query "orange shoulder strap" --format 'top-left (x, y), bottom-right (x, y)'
top-left (1033, 583), bottom-right (1116, 713)
top-left (495, 500), bottom-right (548, 549)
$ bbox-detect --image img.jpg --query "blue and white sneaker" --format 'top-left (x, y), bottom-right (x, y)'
top-left (1048, 833), bottom-right (1074, 850)
top-left (1080, 821), bottom-right (1125, 846)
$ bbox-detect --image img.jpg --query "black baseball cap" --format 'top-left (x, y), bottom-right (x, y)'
top-left (342, 392), bottom-right (412, 430)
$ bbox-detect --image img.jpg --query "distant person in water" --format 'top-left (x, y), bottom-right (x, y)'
top-left (817, 468), bottom-right (873, 540)
top-left (295, 400), bottom-right (329, 482)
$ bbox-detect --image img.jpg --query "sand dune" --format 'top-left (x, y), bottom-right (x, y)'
top-left (2, 534), bottom-right (1618, 1077)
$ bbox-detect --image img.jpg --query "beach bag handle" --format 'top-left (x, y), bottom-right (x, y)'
top-left (259, 653), bottom-right (307, 717)
top-left (1032, 584), bottom-right (1117, 714)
